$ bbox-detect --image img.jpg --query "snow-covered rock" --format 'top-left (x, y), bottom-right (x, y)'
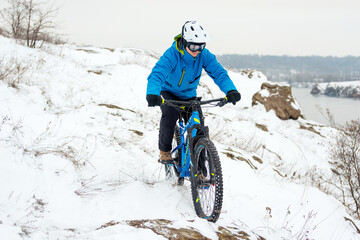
top-left (311, 81), bottom-right (360, 98)
top-left (252, 82), bottom-right (303, 120)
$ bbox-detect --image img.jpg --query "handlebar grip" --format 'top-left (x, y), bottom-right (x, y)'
top-left (217, 97), bottom-right (228, 107)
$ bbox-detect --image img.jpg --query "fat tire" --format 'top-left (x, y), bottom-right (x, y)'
top-left (173, 125), bottom-right (184, 185)
top-left (190, 137), bottom-right (223, 222)
top-left (173, 125), bottom-right (182, 165)
top-left (165, 125), bottom-right (184, 186)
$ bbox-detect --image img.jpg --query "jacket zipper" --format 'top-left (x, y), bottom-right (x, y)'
top-left (178, 68), bottom-right (186, 87)
top-left (189, 57), bottom-right (198, 85)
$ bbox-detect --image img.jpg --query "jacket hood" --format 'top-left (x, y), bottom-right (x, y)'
top-left (174, 34), bottom-right (184, 55)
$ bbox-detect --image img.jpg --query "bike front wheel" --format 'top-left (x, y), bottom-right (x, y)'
top-left (190, 137), bottom-right (223, 222)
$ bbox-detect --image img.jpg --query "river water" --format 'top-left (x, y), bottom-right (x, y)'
top-left (291, 87), bottom-right (360, 126)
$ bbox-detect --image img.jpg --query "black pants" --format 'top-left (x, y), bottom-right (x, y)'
top-left (159, 91), bottom-right (204, 152)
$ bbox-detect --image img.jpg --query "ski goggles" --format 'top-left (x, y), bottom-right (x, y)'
top-left (186, 42), bottom-right (206, 52)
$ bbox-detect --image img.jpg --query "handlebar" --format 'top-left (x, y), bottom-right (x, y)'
top-left (162, 97), bottom-right (229, 108)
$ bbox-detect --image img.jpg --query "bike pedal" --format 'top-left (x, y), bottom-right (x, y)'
top-left (158, 159), bottom-right (175, 164)
top-left (178, 177), bottom-right (185, 186)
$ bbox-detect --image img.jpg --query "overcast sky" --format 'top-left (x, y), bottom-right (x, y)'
top-left (1, 0), bottom-right (360, 56)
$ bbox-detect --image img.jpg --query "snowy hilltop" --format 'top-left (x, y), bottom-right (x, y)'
top-left (1, 35), bottom-right (360, 239)
top-left (311, 81), bottom-right (360, 98)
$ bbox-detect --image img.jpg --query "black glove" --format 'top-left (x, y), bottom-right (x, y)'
top-left (146, 94), bottom-right (162, 107)
top-left (226, 90), bottom-right (241, 105)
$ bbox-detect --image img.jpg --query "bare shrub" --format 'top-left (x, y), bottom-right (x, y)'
top-left (28, 135), bottom-right (97, 169)
top-left (1, 118), bottom-right (96, 169)
top-left (74, 176), bottom-right (127, 198)
top-left (0, 115), bottom-right (10, 131)
top-left (261, 206), bottom-right (317, 239)
top-left (330, 119), bottom-right (360, 219)
top-left (0, 57), bottom-right (31, 88)
top-left (13, 195), bottom-right (47, 237)
top-left (211, 128), bottom-right (262, 153)
top-left (0, 0), bottom-right (60, 48)
top-left (0, 26), bottom-right (10, 37)
top-left (316, 105), bottom-right (338, 128)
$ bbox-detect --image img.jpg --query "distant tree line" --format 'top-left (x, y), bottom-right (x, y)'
top-left (218, 54), bottom-right (360, 86)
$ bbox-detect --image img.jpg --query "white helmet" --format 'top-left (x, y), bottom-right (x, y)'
top-left (182, 21), bottom-right (209, 43)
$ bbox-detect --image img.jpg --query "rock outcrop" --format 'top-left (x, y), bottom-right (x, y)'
top-left (252, 82), bottom-right (303, 120)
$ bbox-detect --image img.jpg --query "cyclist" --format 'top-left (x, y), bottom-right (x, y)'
top-left (146, 21), bottom-right (241, 163)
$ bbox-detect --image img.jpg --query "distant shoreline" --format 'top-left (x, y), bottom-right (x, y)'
top-left (219, 54), bottom-right (360, 85)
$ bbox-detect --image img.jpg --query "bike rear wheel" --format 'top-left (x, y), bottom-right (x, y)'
top-left (164, 125), bottom-right (183, 186)
top-left (190, 137), bottom-right (223, 222)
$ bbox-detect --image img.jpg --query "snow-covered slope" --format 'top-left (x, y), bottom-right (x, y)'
top-left (1, 36), bottom-right (359, 239)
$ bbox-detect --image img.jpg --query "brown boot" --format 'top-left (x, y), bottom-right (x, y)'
top-left (159, 150), bottom-right (172, 163)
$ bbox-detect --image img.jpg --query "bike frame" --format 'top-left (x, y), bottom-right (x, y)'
top-left (167, 98), bottom-right (227, 178)
top-left (171, 110), bottom-right (202, 178)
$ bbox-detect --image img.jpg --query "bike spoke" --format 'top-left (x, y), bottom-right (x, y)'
top-left (198, 184), bottom-right (215, 216)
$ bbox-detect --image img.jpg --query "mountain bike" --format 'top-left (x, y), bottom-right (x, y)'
top-left (161, 97), bottom-right (228, 223)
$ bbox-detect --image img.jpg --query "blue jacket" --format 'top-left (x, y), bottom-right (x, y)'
top-left (146, 34), bottom-right (237, 99)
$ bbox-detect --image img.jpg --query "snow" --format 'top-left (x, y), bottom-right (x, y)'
top-left (0, 35), bottom-right (360, 239)
top-left (315, 81), bottom-right (360, 91)
top-left (326, 81), bottom-right (360, 88)
top-left (312, 81), bottom-right (360, 97)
